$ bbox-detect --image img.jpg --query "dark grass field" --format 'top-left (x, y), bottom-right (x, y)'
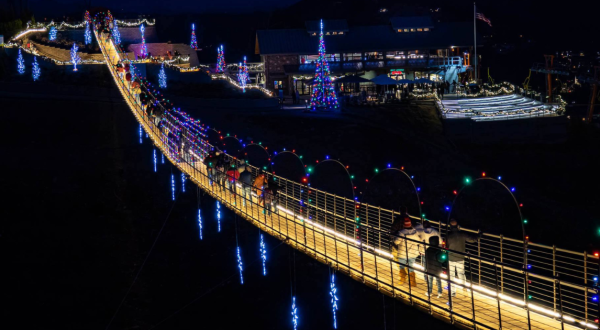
top-left (0, 81), bottom-right (453, 329)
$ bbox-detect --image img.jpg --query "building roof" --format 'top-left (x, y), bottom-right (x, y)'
top-left (256, 22), bottom-right (478, 55)
top-left (305, 20), bottom-right (349, 33)
top-left (390, 16), bottom-right (434, 29)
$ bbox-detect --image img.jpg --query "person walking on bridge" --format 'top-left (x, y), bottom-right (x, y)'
top-left (390, 206), bottom-right (410, 234)
top-left (446, 219), bottom-right (480, 297)
top-left (253, 170), bottom-right (268, 206)
top-left (424, 236), bottom-right (446, 298)
top-left (238, 165), bottom-right (253, 206)
top-left (393, 215), bottom-right (420, 287)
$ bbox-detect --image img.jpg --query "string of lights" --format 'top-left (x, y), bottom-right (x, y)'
top-left (310, 19), bottom-right (339, 111)
top-left (181, 172), bottom-right (186, 193)
top-left (158, 63), bottom-right (167, 89)
top-left (17, 49), bottom-right (25, 74)
top-left (171, 173), bottom-right (175, 201)
top-left (198, 208), bottom-right (203, 240)
top-left (84, 21), bottom-right (92, 45)
top-left (330, 272), bottom-right (338, 329)
top-left (32, 56), bottom-right (40, 81)
top-left (153, 149), bottom-right (157, 172)
top-left (291, 296), bottom-right (299, 330)
top-left (259, 232), bottom-right (266, 276)
top-left (216, 45), bottom-right (225, 73)
top-left (216, 201), bottom-right (221, 232)
top-left (190, 23), bottom-right (198, 50)
top-left (70, 43), bottom-right (80, 71)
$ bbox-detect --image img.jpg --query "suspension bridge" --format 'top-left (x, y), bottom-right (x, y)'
top-left (83, 12), bottom-right (600, 330)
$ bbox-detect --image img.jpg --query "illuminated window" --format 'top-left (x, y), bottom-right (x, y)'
top-left (417, 28), bottom-right (423, 32)
top-left (410, 28), bottom-right (415, 32)
top-left (274, 80), bottom-right (283, 89)
top-left (424, 28), bottom-right (430, 31)
top-left (404, 29), bottom-right (409, 32)
top-left (326, 32), bottom-right (330, 35)
top-left (398, 29), bottom-right (402, 32)
top-left (339, 31), bottom-right (344, 35)
top-left (311, 32), bottom-right (316, 36)
top-left (333, 31), bottom-right (338, 35)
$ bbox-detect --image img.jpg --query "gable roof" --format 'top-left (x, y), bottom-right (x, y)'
top-left (256, 22), bottom-right (478, 55)
top-left (390, 16), bottom-right (434, 29)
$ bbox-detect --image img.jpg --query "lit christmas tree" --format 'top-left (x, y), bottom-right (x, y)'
top-left (159, 63), bottom-right (167, 88)
top-left (32, 56), bottom-right (40, 81)
top-left (140, 24), bottom-right (148, 57)
top-left (70, 43), bottom-right (80, 71)
top-left (310, 19), bottom-right (339, 111)
top-left (49, 26), bottom-right (57, 41)
top-left (113, 24), bottom-right (121, 44)
top-left (238, 56), bottom-right (249, 92)
top-left (190, 23), bottom-right (198, 50)
top-left (17, 49), bottom-right (25, 74)
top-left (216, 45), bottom-right (225, 72)
top-left (84, 21), bottom-right (92, 45)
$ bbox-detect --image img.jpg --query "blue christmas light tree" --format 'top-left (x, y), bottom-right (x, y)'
top-left (70, 43), bottom-right (80, 71)
top-left (238, 56), bottom-right (249, 92)
top-left (49, 26), bottom-right (57, 41)
top-left (84, 22), bottom-right (92, 45)
top-left (32, 57), bottom-right (40, 81)
top-left (190, 23), bottom-right (198, 50)
top-left (158, 63), bottom-right (167, 88)
top-left (17, 49), bottom-right (25, 74)
top-left (310, 19), bottom-right (339, 111)
top-left (113, 24), bottom-right (121, 45)
top-left (216, 45), bottom-right (225, 72)
top-left (140, 24), bottom-right (148, 57)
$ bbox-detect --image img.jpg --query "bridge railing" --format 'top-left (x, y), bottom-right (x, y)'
top-left (93, 25), bottom-right (599, 329)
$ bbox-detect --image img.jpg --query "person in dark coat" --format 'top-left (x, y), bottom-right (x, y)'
top-left (238, 165), bottom-right (253, 206)
top-left (424, 236), bottom-right (446, 298)
top-left (446, 219), bottom-right (480, 296)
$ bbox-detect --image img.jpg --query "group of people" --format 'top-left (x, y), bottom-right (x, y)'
top-left (391, 206), bottom-right (479, 298)
top-left (203, 149), bottom-right (279, 214)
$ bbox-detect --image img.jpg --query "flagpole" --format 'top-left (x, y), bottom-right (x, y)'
top-left (474, 2), bottom-right (478, 83)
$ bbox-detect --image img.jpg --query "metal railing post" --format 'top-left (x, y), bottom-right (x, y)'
top-left (557, 273), bottom-right (565, 330)
top-left (468, 254), bottom-right (476, 323)
top-left (524, 264), bottom-right (532, 330)
top-left (500, 234), bottom-right (504, 293)
top-left (478, 230), bottom-right (482, 284)
top-left (493, 258), bottom-right (503, 329)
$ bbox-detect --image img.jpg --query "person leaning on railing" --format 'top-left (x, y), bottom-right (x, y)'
top-left (446, 219), bottom-right (481, 297)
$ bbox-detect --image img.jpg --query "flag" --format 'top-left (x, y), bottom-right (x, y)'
top-left (476, 12), bottom-right (492, 27)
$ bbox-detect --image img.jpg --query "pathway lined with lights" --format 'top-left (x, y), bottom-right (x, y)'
top-left (94, 28), bottom-right (595, 330)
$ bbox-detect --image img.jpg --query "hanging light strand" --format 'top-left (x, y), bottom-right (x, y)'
top-left (330, 270), bottom-right (339, 329)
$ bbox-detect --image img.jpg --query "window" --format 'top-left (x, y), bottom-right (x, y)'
top-left (333, 31), bottom-right (338, 35)
top-left (339, 31), bottom-right (344, 35)
top-left (326, 32), bottom-right (331, 35)
top-left (398, 29), bottom-right (403, 32)
top-left (343, 53), bottom-right (362, 61)
top-left (410, 28), bottom-right (415, 32)
top-left (274, 80), bottom-right (283, 89)
top-left (424, 28), bottom-right (430, 31)
top-left (404, 29), bottom-right (409, 32)
top-left (311, 32), bottom-right (317, 36)
top-left (417, 28), bottom-right (423, 32)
